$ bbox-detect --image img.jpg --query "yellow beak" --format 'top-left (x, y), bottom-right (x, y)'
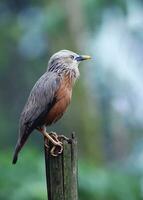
top-left (81, 55), bottom-right (91, 60)
top-left (75, 55), bottom-right (91, 61)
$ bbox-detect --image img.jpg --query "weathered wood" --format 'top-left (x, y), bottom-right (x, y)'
top-left (44, 133), bottom-right (78, 200)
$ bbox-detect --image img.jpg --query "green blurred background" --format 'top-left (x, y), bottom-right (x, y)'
top-left (1, 0), bottom-right (143, 199)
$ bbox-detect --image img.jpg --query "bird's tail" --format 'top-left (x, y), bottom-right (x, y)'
top-left (12, 144), bottom-right (21, 164)
top-left (12, 133), bottom-right (30, 164)
top-left (12, 140), bottom-right (21, 164)
top-left (12, 154), bottom-right (18, 164)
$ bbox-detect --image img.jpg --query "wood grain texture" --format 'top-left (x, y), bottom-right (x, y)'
top-left (44, 133), bottom-right (78, 200)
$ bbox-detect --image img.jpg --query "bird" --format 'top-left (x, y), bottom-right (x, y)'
top-left (12, 50), bottom-right (91, 164)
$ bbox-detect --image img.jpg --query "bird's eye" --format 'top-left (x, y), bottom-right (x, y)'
top-left (70, 55), bottom-right (75, 60)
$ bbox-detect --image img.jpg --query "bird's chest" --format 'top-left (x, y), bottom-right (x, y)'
top-left (45, 76), bottom-right (73, 125)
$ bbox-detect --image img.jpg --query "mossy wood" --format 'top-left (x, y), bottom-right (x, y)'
top-left (44, 133), bottom-right (78, 200)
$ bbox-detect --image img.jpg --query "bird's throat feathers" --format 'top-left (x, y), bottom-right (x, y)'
top-left (48, 63), bottom-right (80, 84)
top-left (62, 66), bottom-right (80, 83)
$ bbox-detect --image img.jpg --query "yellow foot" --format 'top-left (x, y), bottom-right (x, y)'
top-left (49, 132), bottom-right (71, 156)
top-left (38, 127), bottom-right (63, 156)
top-left (49, 132), bottom-right (63, 156)
top-left (50, 143), bottom-right (63, 157)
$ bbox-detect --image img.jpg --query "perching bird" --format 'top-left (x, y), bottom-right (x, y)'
top-left (12, 50), bottom-right (91, 164)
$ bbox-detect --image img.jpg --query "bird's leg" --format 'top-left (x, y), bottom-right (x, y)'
top-left (49, 132), bottom-right (59, 141)
top-left (49, 132), bottom-right (71, 155)
top-left (38, 127), bottom-right (62, 146)
top-left (37, 127), bottom-right (63, 156)
top-left (49, 132), bottom-right (63, 156)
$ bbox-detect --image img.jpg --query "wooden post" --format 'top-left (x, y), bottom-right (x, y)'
top-left (44, 133), bottom-right (78, 200)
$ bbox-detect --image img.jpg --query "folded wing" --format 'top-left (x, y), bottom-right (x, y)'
top-left (12, 72), bottom-right (60, 164)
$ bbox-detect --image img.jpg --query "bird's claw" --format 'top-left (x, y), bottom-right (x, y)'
top-left (45, 132), bottom-right (70, 156)
top-left (58, 135), bottom-right (71, 143)
top-left (49, 132), bottom-right (59, 142)
top-left (50, 132), bottom-right (71, 142)
top-left (50, 143), bottom-right (63, 156)
top-left (47, 132), bottom-right (63, 156)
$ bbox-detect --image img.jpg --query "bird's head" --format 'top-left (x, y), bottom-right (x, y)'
top-left (47, 50), bottom-right (91, 78)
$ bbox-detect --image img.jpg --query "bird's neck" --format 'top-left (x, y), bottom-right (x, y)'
top-left (47, 64), bottom-right (80, 85)
top-left (60, 68), bottom-right (80, 86)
